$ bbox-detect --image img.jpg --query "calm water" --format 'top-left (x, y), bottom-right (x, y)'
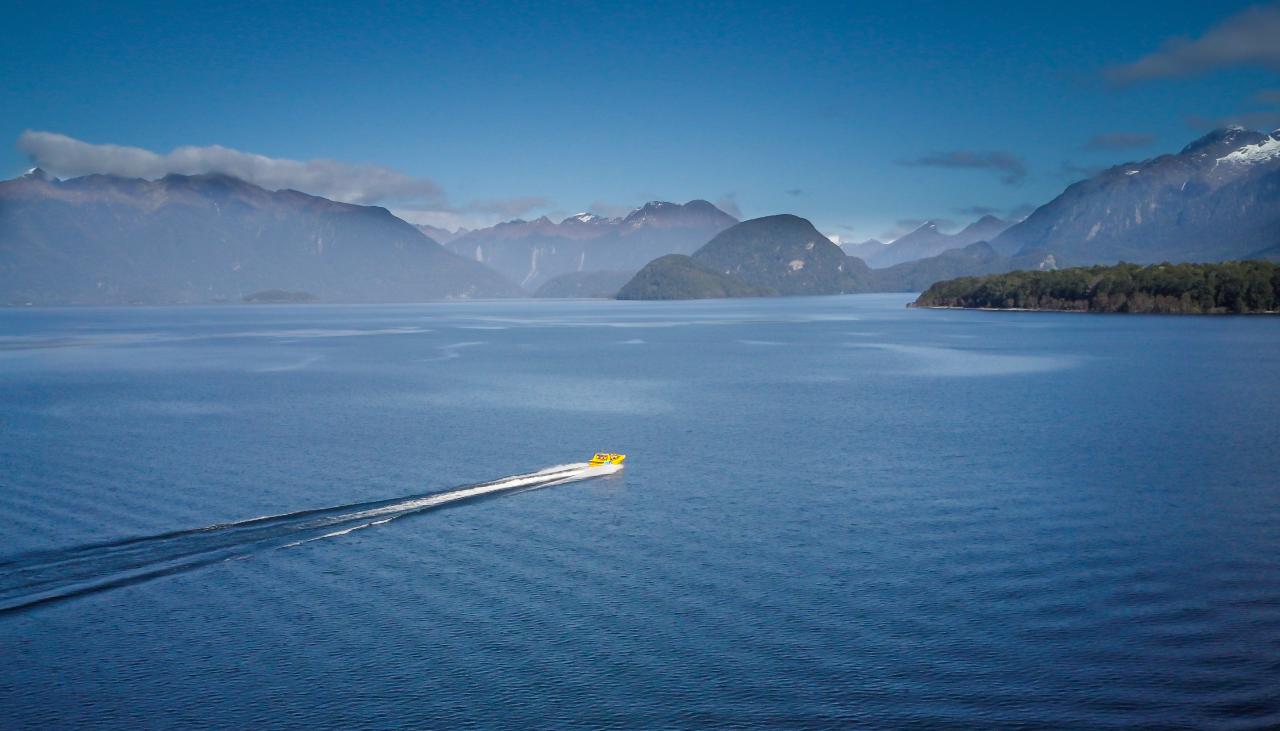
top-left (1, 295), bottom-right (1278, 729)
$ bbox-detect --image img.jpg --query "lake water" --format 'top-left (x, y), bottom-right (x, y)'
top-left (1, 295), bottom-right (1278, 729)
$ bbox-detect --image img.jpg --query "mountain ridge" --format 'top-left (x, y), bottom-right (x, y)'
top-left (443, 199), bottom-right (737, 290)
top-left (867, 215), bottom-right (1013, 268)
top-left (991, 127), bottom-right (1280, 264)
top-left (0, 171), bottom-right (522, 305)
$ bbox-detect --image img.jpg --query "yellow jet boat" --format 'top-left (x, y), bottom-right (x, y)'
top-left (588, 452), bottom-right (626, 467)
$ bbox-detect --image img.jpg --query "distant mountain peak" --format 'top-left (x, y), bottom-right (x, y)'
top-left (866, 214), bottom-right (1013, 268)
top-left (893, 221), bottom-right (942, 242)
top-left (624, 201), bottom-right (671, 221)
top-left (1180, 127), bottom-right (1266, 157)
top-left (989, 126), bottom-right (1280, 264)
top-left (682, 199), bottom-right (719, 211)
top-left (22, 167), bottom-right (49, 180)
top-left (957, 215), bottom-right (1011, 238)
top-left (562, 211), bottom-right (617, 225)
top-left (442, 197), bottom-right (738, 291)
top-left (1216, 133), bottom-right (1280, 166)
top-left (619, 199), bottom-right (736, 227)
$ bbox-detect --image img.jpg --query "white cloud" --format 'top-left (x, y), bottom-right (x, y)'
top-left (715, 193), bottom-right (743, 219)
top-left (17, 130), bottom-right (566, 232)
top-left (18, 130), bottom-right (444, 207)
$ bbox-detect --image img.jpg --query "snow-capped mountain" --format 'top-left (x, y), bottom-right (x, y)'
top-left (564, 212), bottom-right (613, 225)
top-left (992, 127), bottom-right (1280, 264)
top-left (443, 199), bottom-right (738, 290)
top-left (1212, 127), bottom-right (1280, 166)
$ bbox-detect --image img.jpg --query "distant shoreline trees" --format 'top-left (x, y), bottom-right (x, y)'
top-left (912, 261), bottom-right (1280, 314)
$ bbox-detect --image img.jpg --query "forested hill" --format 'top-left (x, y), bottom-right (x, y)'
top-left (912, 261), bottom-right (1280, 314)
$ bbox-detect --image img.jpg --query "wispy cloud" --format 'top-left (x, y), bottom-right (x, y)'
top-left (1084, 132), bottom-right (1155, 150)
top-left (19, 130), bottom-right (563, 232)
top-left (1106, 4), bottom-right (1280, 83)
top-left (18, 130), bottom-right (444, 207)
top-left (899, 150), bottom-right (1027, 185)
top-left (715, 193), bottom-right (743, 219)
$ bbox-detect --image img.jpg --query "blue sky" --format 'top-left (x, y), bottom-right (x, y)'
top-left (3, 0), bottom-right (1278, 239)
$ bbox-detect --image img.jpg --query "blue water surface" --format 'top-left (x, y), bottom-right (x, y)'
top-left (1, 295), bottom-right (1278, 729)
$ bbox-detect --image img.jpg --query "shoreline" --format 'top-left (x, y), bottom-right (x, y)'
top-left (910, 304), bottom-right (1280, 315)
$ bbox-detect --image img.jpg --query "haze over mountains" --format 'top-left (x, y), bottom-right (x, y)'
top-left (1, 128), bottom-right (1277, 305)
top-left (837, 238), bottom-right (885, 261)
top-left (856, 215), bottom-right (1014, 268)
top-left (439, 200), bottom-right (737, 291)
top-left (0, 170), bottom-right (520, 305)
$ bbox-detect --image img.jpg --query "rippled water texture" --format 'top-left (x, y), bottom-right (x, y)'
top-left (2, 295), bottom-right (1278, 728)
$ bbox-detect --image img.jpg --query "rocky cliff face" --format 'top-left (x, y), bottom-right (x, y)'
top-left (992, 128), bottom-right (1280, 264)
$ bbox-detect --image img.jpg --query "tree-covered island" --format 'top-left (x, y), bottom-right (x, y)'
top-left (912, 261), bottom-right (1280, 314)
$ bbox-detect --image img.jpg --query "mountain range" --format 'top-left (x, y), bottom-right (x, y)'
top-left (615, 216), bottom-right (1034, 300)
top-left (991, 127), bottom-right (1280, 264)
top-left (440, 200), bottom-right (737, 291)
top-left (3, 127), bottom-right (1277, 305)
top-left (0, 170), bottom-right (519, 305)
top-left (860, 215), bottom-right (1013, 268)
top-left (620, 127), bottom-right (1280, 300)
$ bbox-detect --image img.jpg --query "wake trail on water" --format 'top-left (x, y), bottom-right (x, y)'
top-left (0, 462), bottom-right (618, 615)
